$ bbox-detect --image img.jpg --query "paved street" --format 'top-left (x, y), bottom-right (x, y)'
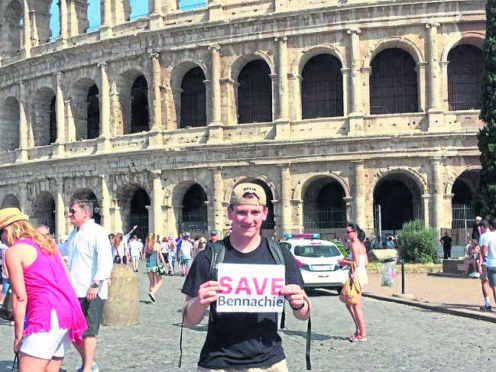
top-left (1, 264), bottom-right (496, 371)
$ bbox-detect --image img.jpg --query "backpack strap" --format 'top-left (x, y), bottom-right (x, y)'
top-left (267, 239), bottom-right (285, 266)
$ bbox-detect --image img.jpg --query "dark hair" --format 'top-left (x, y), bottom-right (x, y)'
top-left (347, 222), bottom-right (365, 242)
top-left (71, 199), bottom-right (94, 218)
top-left (347, 222), bottom-right (358, 232)
top-left (482, 219), bottom-right (490, 229)
top-left (108, 233), bottom-right (115, 239)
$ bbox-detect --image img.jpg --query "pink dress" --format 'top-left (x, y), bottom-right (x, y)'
top-left (20, 238), bottom-right (87, 344)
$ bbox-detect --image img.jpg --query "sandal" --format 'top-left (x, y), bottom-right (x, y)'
top-left (348, 333), bottom-right (358, 342)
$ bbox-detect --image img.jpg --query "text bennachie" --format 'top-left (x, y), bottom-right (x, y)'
top-left (218, 276), bottom-right (284, 308)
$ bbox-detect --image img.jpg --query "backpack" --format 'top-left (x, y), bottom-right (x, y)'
top-left (179, 238), bottom-right (312, 370)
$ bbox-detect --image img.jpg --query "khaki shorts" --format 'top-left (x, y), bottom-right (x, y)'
top-left (197, 359), bottom-right (288, 372)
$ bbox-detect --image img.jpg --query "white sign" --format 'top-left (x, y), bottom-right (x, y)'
top-left (216, 263), bottom-right (285, 313)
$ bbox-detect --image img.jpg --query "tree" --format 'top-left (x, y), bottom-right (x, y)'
top-left (399, 220), bottom-right (439, 263)
top-left (476, 1), bottom-right (496, 218)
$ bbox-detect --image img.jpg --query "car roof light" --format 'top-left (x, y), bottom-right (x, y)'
top-left (291, 233), bottom-right (321, 240)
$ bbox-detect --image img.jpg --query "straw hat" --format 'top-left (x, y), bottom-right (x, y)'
top-left (0, 208), bottom-right (29, 230)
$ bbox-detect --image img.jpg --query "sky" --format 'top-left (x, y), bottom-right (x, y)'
top-left (50, 0), bottom-right (205, 38)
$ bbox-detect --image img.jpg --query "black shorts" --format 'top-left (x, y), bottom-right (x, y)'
top-left (79, 296), bottom-right (105, 338)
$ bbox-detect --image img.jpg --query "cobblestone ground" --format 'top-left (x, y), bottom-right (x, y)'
top-left (1, 262), bottom-right (496, 371)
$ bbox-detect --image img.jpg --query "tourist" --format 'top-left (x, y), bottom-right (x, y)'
top-left (144, 232), bottom-right (167, 303)
top-left (464, 239), bottom-right (480, 278)
top-left (168, 236), bottom-right (177, 274)
top-left (478, 220), bottom-right (493, 311)
top-left (112, 233), bottom-right (129, 267)
top-left (339, 222), bottom-right (369, 342)
top-left (128, 235), bottom-right (141, 272)
top-left (2, 207), bottom-right (87, 371)
top-left (472, 216), bottom-right (482, 241)
top-left (61, 200), bottom-right (113, 372)
top-left (182, 183), bottom-right (310, 370)
top-left (440, 231), bottom-right (452, 259)
top-left (480, 219), bottom-right (496, 311)
top-left (160, 236), bottom-right (172, 275)
top-left (179, 233), bottom-right (193, 276)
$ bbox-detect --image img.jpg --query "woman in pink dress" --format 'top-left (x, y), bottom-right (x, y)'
top-left (2, 208), bottom-right (87, 371)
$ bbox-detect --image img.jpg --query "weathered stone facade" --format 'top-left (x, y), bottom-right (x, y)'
top-left (0, 0), bottom-right (485, 241)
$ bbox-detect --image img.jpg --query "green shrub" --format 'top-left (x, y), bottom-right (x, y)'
top-left (399, 220), bottom-right (439, 263)
top-left (332, 239), bottom-right (348, 257)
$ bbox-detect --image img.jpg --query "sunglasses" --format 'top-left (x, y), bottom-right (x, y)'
top-left (346, 230), bottom-right (355, 234)
top-left (68, 208), bottom-right (77, 215)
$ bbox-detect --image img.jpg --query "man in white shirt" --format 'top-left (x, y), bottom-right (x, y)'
top-left (481, 218), bottom-right (496, 311)
top-left (179, 232), bottom-right (193, 276)
top-left (128, 235), bottom-right (141, 272)
top-left (62, 200), bottom-right (113, 372)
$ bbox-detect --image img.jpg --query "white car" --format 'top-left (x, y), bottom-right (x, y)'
top-left (279, 234), bottom-right (349, 293)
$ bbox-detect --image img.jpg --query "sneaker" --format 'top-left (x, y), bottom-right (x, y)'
top-left (148, 292), bottom-right (156, 303)
top-left (77, 364), bottom-right (100, 372)
top-left (473, 272), bottom-right (480, 278)
top-left (479, 305), bottom-right (492, 311)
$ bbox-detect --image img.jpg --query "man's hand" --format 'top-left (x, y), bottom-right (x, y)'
top-left (280, 284), bottom-right (306, 310)
top-left (197, 281), bottom-right (222, 308)
top-left (86, 286), bottom-right (98, 301)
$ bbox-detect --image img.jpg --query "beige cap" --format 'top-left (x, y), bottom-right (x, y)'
top-left (0, 208), bottom-right (29, 230)
top-left (230, 183), bottom-right (266, 206)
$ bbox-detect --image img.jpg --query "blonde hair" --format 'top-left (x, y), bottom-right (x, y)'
top-left (145, 232), bottom-right (156, 251)
top-left (3, 220), bottom-right (58, 255)
top-left (114, 233), bottom-right (123, 247)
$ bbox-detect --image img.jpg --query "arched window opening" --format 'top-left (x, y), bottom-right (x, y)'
top-left (448, 45), bottom-right (483, 111)
top-left (131, 76), bottom-right (150, 133)
top-left (238, 60), bottom-right (272, 124)
top-left (180, 67), bottom-right (206, 128)
top-left (33, 88), bottom-right (56, 147)
top-left (374, 178), bottom-right (420, 236)
top-left (32, 192), bottom-right (56, 236)
top-left (6, 1), bottom-right (23, 55)
top-left (1, 195), bottom-right (20, 209)
top-left (181, 184), bottom-right (208, 235)
top-left (303, 179), bottom-right (346, 230)
top-left (451, 170), bottom-right (479, 231)
top-left (87, 84), bottom-right (100, 139)
top-left (301, 54), bottom-right (343, 119)
top-left (0, 97), bottom-right (20, 151)
top-left (130, 188), bottom-right (150, 241)
top-left (49, 96), bottom-right (57, 144)
top-left (370, 48), bottom-right (418, 114)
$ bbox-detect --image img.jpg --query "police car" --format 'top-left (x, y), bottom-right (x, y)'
top-left (279, 233), bottom-right (348, 293)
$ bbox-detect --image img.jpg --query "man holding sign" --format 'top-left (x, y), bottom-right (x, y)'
top-left (182, 183), bottom-right (311, 371)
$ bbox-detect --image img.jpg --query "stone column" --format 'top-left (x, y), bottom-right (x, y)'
top-left (60, 0), bottom-right (68, 42)
top-left (55, 178), bottom-right (66, 240)
top-left (275, 36), bottom-right (290, 139)
top-left (16, 81), bottom-right (29, 162)
top-left (426, 23), bottom-right (441, 111)
top-left (431, 157), bottom-right (444, 234)
top-left (55, 72), bottom-right (65, 156)
top-left (208, 0), bottom-right (224, 20)
top-left (212, 168), bottom-right (224, 236)
top-left (65, 99), bottom-right (75, 142)
top-left (29, 9), bottom-right (39, 47)
top-left (150, 51), bottom-right (163, 131)
top-left (348, 28), bottom-right (363, 134)
top-left (149, 0), bottom-right (163, 29)
top-left (208, 44), bottom-right (224, 143)
top-left (440, 61), bottom-right (450, 111)
top-left (152, 171), bottom-right (163, 235)
top-left (416, 62), bottom-right (427, 113)
top-left (422, 194), bottom-right (431, 227)
top-left (100, 175), bottom-right (111, 232)
top-left (100, 0), bottom-right (113, 39)
top-left (99, 62), bottom-right (111, 138)
top-left (22, 0), bottom-right (31, 58)
top-left (344, 196), bottom-right (353, 222)
top-left (353, 160), bottom-right (366, 227)
top-left (279, 165), bottom-right (292, 236)
top-left (341, 68), bottom-right (350, 117)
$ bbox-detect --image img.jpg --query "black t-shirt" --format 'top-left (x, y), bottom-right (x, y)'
top-left (441, 236), bottom-right (452, 248)
top-left (181, 237), bottom-right (303, 369)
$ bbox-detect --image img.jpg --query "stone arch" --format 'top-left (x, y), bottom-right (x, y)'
top-left (173, 182), bottom-right (209, 235)
top-left (295, 45), bottom-right (346, 76)
top-left (70, 78), bottom-right (99, 140)
top-left (445, 165), bottom-right (482, 196)
top-left (115, 67), bottom-right (150, 135)
top-left (373, 169), bottom-right (426, 232)
top-left (448, 167), bottom-right (480, 229)
top-left (1, 194), bottom-right (20, 209)
top-left (0, 96), bottom-right (20, 151)
top-left (441, 32), bottom-right (485, 62)
top-left (31, 191), bottom-right (56, 235)
top-left (32, 87), bottom-right (56, 147)
top-left (4, 0), bottom-right (23, 57)
top-left (364, 37), bottom-right (424, 68)
top-left (300, 174), bottom-right (349, 230)
top-left (229, 52), bottom-right (276, 81)
top-left (114, 183), bottom-right (151, 239)
top-left (169, 61), bottom-right (208, 129)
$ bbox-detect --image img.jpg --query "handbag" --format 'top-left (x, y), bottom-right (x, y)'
top-left (339, 263), bottom-right (361, 306)
top-left (156, 252), bottom-right (166, 275)
top-left (0, 288), bottom-right (14, 321)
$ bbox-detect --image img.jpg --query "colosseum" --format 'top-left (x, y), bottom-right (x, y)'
top-left (0, 0), bottom-right (485, 243)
